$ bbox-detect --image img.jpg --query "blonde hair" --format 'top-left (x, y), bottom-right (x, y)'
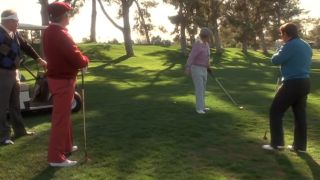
top-left (199, 27), bottom-right (211, 39)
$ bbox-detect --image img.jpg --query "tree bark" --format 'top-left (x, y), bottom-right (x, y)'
top-left (134, 0), bottom-right (151, 44)
top-left (180, 22), bottom-right (187, 55)
top-left (97, 0), bottom-right (134, 56)
top-left (210, 0), bottom-right (222, 54)
top-left (179, 2), bottom-right (187, 55)
top-left (258, 30), bottom-right (268, 55)
top-left (97, 0), bottom-right (123, 31)
top-left (241, 0), bottom-right (249, 54)
top-left (90, 0), bottom-right (97, 42)
top-left (122, 0), bottom-right (134, 57)
top-left (212, 20), bottom-right (222, 54)
top-left (39, 0), bottom-right (49, 25)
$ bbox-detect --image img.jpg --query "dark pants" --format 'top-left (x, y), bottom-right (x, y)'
top-left (269, 78), bottom-right (310, 150)
top-left (0, 69), bottom-right (27, 142)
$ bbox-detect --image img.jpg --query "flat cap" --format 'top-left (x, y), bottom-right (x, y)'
top-left (48, 2), bottom-right (72, 19)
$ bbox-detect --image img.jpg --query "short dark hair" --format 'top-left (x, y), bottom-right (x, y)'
top-left (49, 13), bottom-right (65, 23)
top-left (280, 23), bottom-right (299, 39)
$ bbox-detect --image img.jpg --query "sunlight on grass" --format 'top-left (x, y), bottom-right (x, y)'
top-left (1, 44), bottom-right (319, 179)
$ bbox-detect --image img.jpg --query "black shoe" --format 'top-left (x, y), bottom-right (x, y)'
top-left (14, 131), bottom-right (35, 139)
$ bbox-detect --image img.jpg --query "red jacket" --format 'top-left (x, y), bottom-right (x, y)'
top-left (43, 24), bottom-right (89, 79)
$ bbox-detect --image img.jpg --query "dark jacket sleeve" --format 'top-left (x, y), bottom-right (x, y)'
top-left (16, 32), bottom-right (41, 60)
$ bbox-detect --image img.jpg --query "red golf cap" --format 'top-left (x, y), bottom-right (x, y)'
top-left (48, 2), bottom-right (72, 18)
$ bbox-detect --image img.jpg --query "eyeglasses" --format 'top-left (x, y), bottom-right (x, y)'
top-left (8, 19), bottom-right (19, 24)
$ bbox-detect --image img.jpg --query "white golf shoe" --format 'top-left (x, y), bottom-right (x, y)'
top-left (262, 144), bottom-right (284, 151)
top-left (196, 110), bottom-right (206, 114)
top-left (287, 145), bottom-right (306, 153)
top-left (49, 159), bottom-right (77, 167)
top-left (71, 145), bottom-right (78, 152)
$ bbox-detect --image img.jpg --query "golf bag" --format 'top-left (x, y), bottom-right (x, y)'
top-left (32, 72), bottom-right (50, 102)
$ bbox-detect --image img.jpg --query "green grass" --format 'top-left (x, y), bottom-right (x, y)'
top-left (1, 44), bottom-right (320, 179)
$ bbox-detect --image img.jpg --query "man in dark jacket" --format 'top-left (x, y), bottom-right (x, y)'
top-left (0, 10), bottom-right (47, 145)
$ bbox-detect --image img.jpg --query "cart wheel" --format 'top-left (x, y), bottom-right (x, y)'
top-left (71, 92), bottom-right (82, 112)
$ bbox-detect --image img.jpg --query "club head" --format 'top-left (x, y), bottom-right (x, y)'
top-left (85, 157), bottom-right (91, 162)
top-left (263, 131), bottom-right (268, 140)
top-left (263, 136), bottom-right (268, 140)
top-left (84, 154), bottom-right (91, 163)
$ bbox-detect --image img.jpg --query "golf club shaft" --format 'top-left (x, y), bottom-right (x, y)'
top-left (214, 77), bottom-right (239, 107)
top-left (264, 77), bottom-right (281, 140)
top-left (81, 71), bottom-right (88, 158)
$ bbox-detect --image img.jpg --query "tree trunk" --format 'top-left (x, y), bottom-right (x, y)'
top-left (241, 33), bottom-right (248, 54)
top-left (39, 0), bottom-right (49, 25)
top-left (134, 0), bottom-right (151, 44)
top-left (210, 0), bottom-right (222, 54)
top-left (258, 30), bottom-right (268, 55)
top-left (145, 27), bottom-right (151, 44)
top-left (179, 3), bottom-right (187, 55)
top-left (242, 39), bottom-right (248, 54)
top-left (242, 0), bottom-right (249, 54)
top-left (98, 0), bottom-right (134, 56)
top-left (180, 22), bottom-right (187, 55)
top-left (90, 0), bottom-right (97, 42)
top-left (122, 1), bottom-right (134, 57)
top-left (212, 20), bottom-right (222, 54)
top-left (189, 34), bottom-right (195, 45)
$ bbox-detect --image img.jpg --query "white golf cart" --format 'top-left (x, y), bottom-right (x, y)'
top-left (18, 24), bottom-right (82, 113)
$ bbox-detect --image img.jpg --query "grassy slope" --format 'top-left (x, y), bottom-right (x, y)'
top-left (0, 44), bottom-right (319, 180)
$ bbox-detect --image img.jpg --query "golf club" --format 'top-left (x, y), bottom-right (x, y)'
top-left (81, 70), bottom-right (89, 162)
top-left (263, 77), bottom-right (281, 140)
top-left (208, 72), bottom-right (244, 110)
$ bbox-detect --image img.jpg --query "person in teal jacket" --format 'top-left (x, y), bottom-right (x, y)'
top-left (262, 23), bottom-right (312, 152)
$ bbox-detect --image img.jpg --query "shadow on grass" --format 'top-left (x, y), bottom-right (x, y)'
top-left (144, 49), bottom-right (186, 86)
top-left (274, 153), bottom-right (308, 179)
top-left (3, 45), bottom-right (319, 179)
top-left (80, 44), bottom-right (112, 61)
top-left (32, 167), bottom-right (58, 180)
top-left (299, 153), bottom-right (320, 180)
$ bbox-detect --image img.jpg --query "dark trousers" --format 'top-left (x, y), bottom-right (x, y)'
top-left (269, 78), bottom-right (310, 150)
top-left (0, 69), bottom-right (27, 142)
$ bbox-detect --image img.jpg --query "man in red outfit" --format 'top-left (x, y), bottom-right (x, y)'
top-left (43, 2), bottom-right (89, 167)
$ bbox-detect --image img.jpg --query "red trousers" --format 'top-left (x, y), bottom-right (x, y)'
top-left (47, 77), bottom-right (76, 163)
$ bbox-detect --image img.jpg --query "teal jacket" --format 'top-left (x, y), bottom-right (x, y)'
top-left (271, 38), bottom-right (312, 81)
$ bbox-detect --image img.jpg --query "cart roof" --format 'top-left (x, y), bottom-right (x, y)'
top-left (18, 23), bottom-right (47, 30)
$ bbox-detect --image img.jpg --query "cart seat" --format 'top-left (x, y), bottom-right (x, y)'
top-left (20, 82), bottom-right (29, 91)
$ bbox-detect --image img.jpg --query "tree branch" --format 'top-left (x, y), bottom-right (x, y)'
top-left (97, 0), bottom-right (124, 31)
top-left (128, 0), bottom-right (134, 7)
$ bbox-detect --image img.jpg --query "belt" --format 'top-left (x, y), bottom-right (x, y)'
top-left (0, 66), bottom-right (16, 71)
